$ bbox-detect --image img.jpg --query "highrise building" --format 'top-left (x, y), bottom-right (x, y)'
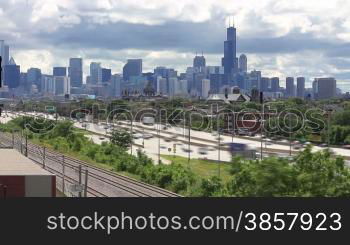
top-left (89, 62), bottom-right (102, 84)
top-left (0, 41), bottom-right (9, 67)
top-left (247, 70), bottom-right (261, 91)
top-left (297, 77), bottom-right (306, 99)
top-left (111, 74), bottom-right (122, 97)
top-left (175, 80), bottom-right (188, 96)
top-left (168, 77), bottom-right (178, 97)
top-left (156, 77), bottom-right (167, 95)
top-left (193, 53), bottom-right (206, 69)
top-left (201, 79), bottom-right (211, 99)
top-left (69, 58), bottom-right (83, 87)
top-left (123, 59), bottom-right (142, 81)
top-left (239, 54), bottom-right (248, 73)
top-left (27, 68), bottom-right (42, 91)
top-left (41, 75), bottom-right (55, 94)
top-left (313, 78), bottom-right (337, 100)
top-left (102, 68), bottom-right (112, 83)
top-left (4, 57), bottom-right (20, 89)
top-left (54, 76), bottom-right (71, 96)
top-left (4, 45), bottom-right (9, 66)
top-left (0, 41), bottom-right (9, 85)
top-left (222, 23), bottom-right (238, 82)
top-left (53, 67), bottom-right (67, 77)
top-left (271, 77), bottom-right (280, 92)
top-left (286, 77), bottom-right (295, 97)
top-left (260, 77), bottom-right (270, 92)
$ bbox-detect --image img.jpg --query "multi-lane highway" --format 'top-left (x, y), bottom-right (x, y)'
top-left (4, 110), bottom-right (350, 164)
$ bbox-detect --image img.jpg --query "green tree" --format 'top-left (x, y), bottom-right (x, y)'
top-left (110, 130), bottom-right (133, 148)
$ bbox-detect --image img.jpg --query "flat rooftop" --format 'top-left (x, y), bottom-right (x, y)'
top-left (0, 149), bottom-right (54, 176)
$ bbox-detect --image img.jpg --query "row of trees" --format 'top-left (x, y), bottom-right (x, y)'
top-left (2, 116), bottom-right (350, 197)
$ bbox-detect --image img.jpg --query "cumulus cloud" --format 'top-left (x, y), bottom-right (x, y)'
top-left (1, 0), bottom-right (350, 91)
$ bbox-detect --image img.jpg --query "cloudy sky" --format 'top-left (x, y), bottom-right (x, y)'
top-left (1, 0), bottom-right (350, 91)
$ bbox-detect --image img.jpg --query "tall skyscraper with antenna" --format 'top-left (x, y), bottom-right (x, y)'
top-left (222, 16), bottom-right (238, 83)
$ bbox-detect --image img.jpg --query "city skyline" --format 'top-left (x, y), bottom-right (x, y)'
top-left (1, 1), bottom-right (350, 91)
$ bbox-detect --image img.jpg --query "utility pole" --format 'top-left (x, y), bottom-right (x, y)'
top-left (84, 169), bottom-right (89, 197)
top-left (25, 130), bottom-right (28, 157)
top-left (231, 112), bottom-right (235, 143)
top-left (62, 156), bottom-right (65, 195)
top-left (289, 113), bottom-right (292, 156)
top-left (130, 116), bottom-right (133, 155)
top-left (188, 115), bottom-right (191, 168)
top-left (158, 106), bottom-right (161, 164)
top-left (12, 130), bottom-right (14, 148)
top-left (78, 165), bottom-right (82, 198)
top-left (218, 124), bottom-right (221, 178)
top-left (20, 130), bottom-right (23, 154)
top-left (42, 147), bottom-right (46, 169)
top-left (327, 109), bottom-right (333, 148)
top-left (260, 92), bottom-right (264, 161)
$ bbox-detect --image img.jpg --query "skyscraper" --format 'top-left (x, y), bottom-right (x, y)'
top-left (260, 77), bottom-right (270, 92)
top-left (123, 59), bottom-right (142, 81)
top-left (41, 75), bottom-right (55, 94)
top-left (4, 45), bottom-right (9, 66)
top-left (69, 58), bottom-right (83, 88)
top-left (297, 77), bottom-right (306, 99)
top-left (239, 54), bottom-right (248, 73)
top-left (0, 41), bottom-right (9, 66)
top-left (313, 78), bottom-right (337, 100)
top-left (111, 74), bottom-right (122, 97)
top-left (271, 77), bottom-right (280, 92)
top-left (222, 23), bottom-right (237, 82)
top-left (90, 62), bottom-right (102, 84)
top-left (102, 68), bottom-right (112, 83)
top-left (201, 79), bottom-right (211, 99)
top-left (53, 67), bottom-right (67, 77)
top-left (54, 76), bottom-right (71, 96)
top-left (27, 68), bottom-right (42, 91)
top-left (286, 77), bottom-right (295, 97)
top-left (193, 53), bottom-right (206, 69)
top-left (0, 41), bottom-right (9, 85)
top-left (4, 58), bottom-right (20, 89)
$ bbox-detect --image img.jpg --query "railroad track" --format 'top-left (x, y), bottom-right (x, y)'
top-left (0, 132), bottom-right (181, 197)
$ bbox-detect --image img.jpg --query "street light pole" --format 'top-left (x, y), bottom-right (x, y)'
top-left (158, 105), bottom-right (161, 164)
top-left (130, 116), bottom-right (133, 155)
top-left (289, 113), bottom-right (292, 156)
top-left (218, 123), bottom-right (221, 178)
top-left (327, 109), bottom-right (332, 148)
top-left (260, 92), bottom-right (264, 161)
top-left (187, 111), bottom-right (191, 168)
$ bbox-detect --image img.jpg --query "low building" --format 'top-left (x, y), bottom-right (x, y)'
top-left (0, 149), bottom-right (56, 197)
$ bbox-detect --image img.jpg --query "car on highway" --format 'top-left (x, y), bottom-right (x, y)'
top-left (342, 145), bottom-right (350, 149)
top-left (293, 144), bottom-right (302, 150)
top-left (133, 133), bottom-right (143, 139)
top-left (142, 134), bottom-right (153, 139)
top-left (198, 147), bottom-right (208, 155)
top-left (99, 136), bottom-right (105, 140)
top-left (182, 147), bottom-right (193, 153)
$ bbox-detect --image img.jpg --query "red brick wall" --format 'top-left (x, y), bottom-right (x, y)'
top-left (0, 176), bottom-right (25, 198)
